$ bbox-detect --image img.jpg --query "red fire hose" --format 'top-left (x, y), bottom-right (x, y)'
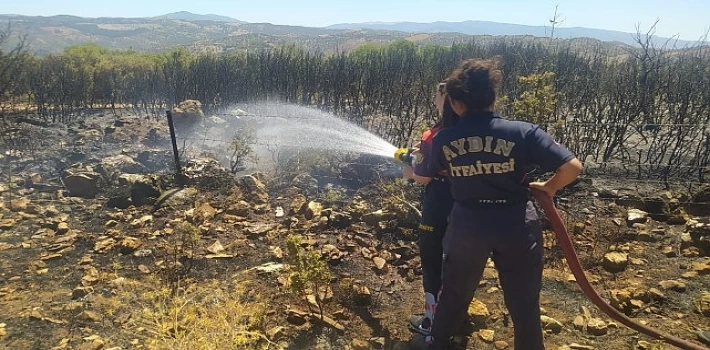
top-left (531, 189), bottom-right (709, 350)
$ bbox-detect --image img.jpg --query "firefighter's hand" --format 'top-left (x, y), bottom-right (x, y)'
top-left (530, 158), bottom-right (583, 198)
top-left (529, 181), bottom-right (556, 198)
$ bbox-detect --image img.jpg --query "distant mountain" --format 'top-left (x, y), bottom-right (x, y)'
top-left (0, 12), bottom-right (682, 57)
top-left (327, 20), bottom-right (699, 48)
top-left (153, 11), bottom-right (244, 23)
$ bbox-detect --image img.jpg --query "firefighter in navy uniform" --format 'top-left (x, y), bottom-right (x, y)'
top-left (402, 82), bottom-right (459, 336)
top-left (411, 58), bottom-right (583, 350)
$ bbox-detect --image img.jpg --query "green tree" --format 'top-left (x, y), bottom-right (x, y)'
top-left (512, 71), bottom-right (558, 125)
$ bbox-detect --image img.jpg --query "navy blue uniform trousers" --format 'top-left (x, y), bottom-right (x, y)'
top-left (431, 200), bottom-right (545, 350)
top-left (418, 178), bottom-right (454, 299)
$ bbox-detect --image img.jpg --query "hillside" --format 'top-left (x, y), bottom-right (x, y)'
top-left (326, 20), bottom-right (700, 48)
top-left (0, 14), bottom-right (245, 55)
top-left (153, 11), bottom-right (245, 23)
top-left (0, 12), bottom-right (649, 56)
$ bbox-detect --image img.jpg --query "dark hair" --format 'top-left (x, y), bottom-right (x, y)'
top-left (436, 98), bottom-right (458, 128)
top-left (445, 58), bottom-right (502, 113)
top-left (433, 81), bottom-right (459, 129)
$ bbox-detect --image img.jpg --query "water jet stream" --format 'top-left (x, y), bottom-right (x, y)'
top-left (239, 102), bottom-right (398, 159)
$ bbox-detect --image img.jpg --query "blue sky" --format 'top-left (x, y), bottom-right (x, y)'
top-left (4, 0), bottom-right (709, 40)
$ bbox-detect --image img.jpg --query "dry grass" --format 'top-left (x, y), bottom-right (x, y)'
top-left (95, 274), bottom-right (270, 350)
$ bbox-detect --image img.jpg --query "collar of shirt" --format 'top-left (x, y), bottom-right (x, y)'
top-left (458, 111), bottom-right (499, 125)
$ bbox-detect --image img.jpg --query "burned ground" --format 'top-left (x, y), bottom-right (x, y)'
top-left (0, 111), bottom-right (708, 350)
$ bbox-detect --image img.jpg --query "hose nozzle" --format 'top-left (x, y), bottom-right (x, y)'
top-left (394, 147), bottom-right (415, 165)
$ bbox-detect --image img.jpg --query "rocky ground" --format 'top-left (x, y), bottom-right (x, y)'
top-left (0, 107), bottom-right (709, 350)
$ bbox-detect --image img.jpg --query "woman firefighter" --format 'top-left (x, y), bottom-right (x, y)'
top-left (411, 58), bottom-right (583, 350)
top-left (401, 81), bottom-right (459, 336)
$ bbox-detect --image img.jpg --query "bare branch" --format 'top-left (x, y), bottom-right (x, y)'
top-left (549, 4), bottom-right (566, 39)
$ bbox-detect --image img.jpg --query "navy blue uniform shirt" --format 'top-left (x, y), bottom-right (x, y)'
top-left (428, 111), bottom-right (575, 204)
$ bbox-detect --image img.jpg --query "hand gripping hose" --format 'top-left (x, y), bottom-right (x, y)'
top-left (530, 189), bottom-right (709, 350)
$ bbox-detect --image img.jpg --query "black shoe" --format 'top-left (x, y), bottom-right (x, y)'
top-left (408, 315), bottom-right (432, 336)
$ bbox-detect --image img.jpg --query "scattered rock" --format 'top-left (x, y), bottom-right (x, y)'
top-left (119, 174), bottom-right (161, 206)
top-left (602, 252), bottom-right (629, 272)
top-left (682, 271), bottom-right (699, 279)
top-left (682, 247), bottom-right (702, 257)
top-left (0, 219), bottom-right (17, 230)
top-left (354, 284), bottom-right (372, 306)
top-left (78, 335), bottom-right (105, 350)
top-left (616, 193), bottom-right (645, 210)
top-left (540, 315), bottom-right (563, 334)
top-left (658, 280), bottom-right (687, 292)
top-left (610, 288), bottom-right (650, 315)
top-left (206, 240), bottom-right (225, 254)
top-left (245, 222), bottom-right (277, 237)
top-left (647, 288), bottom-right (666, 301)
top-left (573, 315), bottom-right (586, 330)
top-left (573, 222), bottom-right (586, 234)
top-left (586, 318), bottom-right (608, 336)
top-left (693, 260), bottom-right (710, 275)
top-left (373, 257), bottom-right (387, 271)
top-left (267, 326), bottom-right (285, 340)
top-left (63, 170), bottom-right (101, 198)
top-left (182, 158), bottom-right (233, 189)
top-left (689, 185), bottom-right (710, 215)
top-left (311, 313), bottom-right (345, 334)
top-left (361, 210), bottom-right (395, 226)
top-left (226, 200), bottom-right (251, 217)
top-left (130, 215), bottom-right (153, 228)
top-left (79, 310), bottom-right (101, 322)
top-left (10, 198), bottom-right (30, 212)
top-left (627, 209), bottom-right (648, 225)
top-left (661, 246), bottom-right (677, 257)
top-left (136, 149), bottom-right (173, 171)
top-left (289, 194), bottom-right (307, 215)
top-left (478, 329), bottom-right (495, 342)
top-left (106, 194), bottom-right (132, 209)
top-left (667, 207), bottom-right (689, 225)
top-left (688, 219), bottom-right (710, 253)
top-left (369, 337), bottom-right (386, 349)
top-left (94, 238), bottom-right (116, 253)
top-left (697, 292), bottom-right (710, 317)
top-left (305, 201), bottom-right (323, 220)
top-left (468, 299), bottom-right (490, 325)
top-left (351, 338), bottom-right (369, 350)
top-left (240, 174), bottom-right (269, 204)
top-left (636, 229), bottom-right (656, 242)
top-left (54, 222), bottom-right (70, 234)
top-left (291, 174), bottom-right (319, 194)
top-left (172, 99), bottom-right (205, 129)
top-left (271, 246), bottom-right (284, 260)
top-left (100, 155), bottom-right (145, 177)
top-left (76, 129), bottom-right (103, 142)
top-left (320, 244), bottom-right (344, 263)
top-left (286, 309), bottom-right (309, 326)
top-left (494, 341), bottom-right (509, 349)
top-left (72, 286), bottom-right (93, 299)
top-left (328, 211), bottom-right (352, 229)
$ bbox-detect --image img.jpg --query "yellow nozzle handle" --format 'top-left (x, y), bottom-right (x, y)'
top-left (394, 147), bottom-right (414, 164)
